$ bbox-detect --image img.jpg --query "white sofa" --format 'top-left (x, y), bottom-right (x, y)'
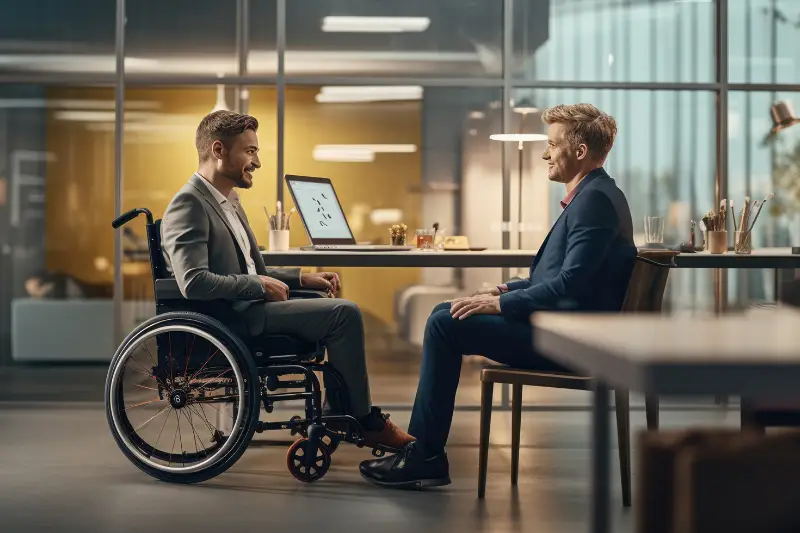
top-left (11, 299), bottom-right (151, 362)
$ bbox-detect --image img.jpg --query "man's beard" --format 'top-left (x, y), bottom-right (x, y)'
top-left (230, 165), bottom-right (254, 188)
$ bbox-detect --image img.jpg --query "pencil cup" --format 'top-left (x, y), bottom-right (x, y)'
top-left (707, 230), bottom-right (728, 254)
top-left (734, 231), bottom-right (752, 255)
top-left (269, 230), bottom-right (290, 252)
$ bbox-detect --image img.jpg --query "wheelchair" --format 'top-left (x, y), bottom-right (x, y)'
top-left (105, 207), bottom-right (399, 484)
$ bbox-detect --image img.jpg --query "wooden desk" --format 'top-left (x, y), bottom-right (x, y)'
top-left (532, 309), bottom-right (800, 533)
top-left (260, 248), bottom-right (538, 268)
top-left (260, 247), bottom-right (800, 269)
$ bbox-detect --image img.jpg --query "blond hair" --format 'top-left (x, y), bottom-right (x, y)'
top-left (542, 103), bottom-right (617, 160)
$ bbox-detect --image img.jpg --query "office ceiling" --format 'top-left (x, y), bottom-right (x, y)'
top-left (0, 0), bottom-right (552, 77)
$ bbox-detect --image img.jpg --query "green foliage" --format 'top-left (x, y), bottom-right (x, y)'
top-left (771, 139), bottom-right (800, 217)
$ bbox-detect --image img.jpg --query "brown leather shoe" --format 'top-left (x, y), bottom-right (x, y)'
top-left (362, 414), bottom-right (415, 450)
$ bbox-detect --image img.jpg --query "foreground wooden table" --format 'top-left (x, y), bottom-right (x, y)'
top-left (531, 308), bottom-right (800, 533)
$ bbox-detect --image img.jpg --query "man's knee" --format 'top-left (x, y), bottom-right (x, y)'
top-left (334, 299), bottom-right (363, 324)
top-left (430, 301), bottom-right (451, 316)
top-left (425, 308), bottom-right (454, 336)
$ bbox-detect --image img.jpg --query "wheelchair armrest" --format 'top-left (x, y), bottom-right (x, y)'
top-left (154, 278), bottom-right (185, 300)
top-left (155, 278), bottom-right (270, 301)
top-left (289, 289), bottom-right (329, 299)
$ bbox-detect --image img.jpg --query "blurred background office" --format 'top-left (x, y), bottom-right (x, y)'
top-left (0, 0), bottom-right (799, 406)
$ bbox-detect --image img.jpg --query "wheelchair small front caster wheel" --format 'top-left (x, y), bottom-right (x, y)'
top-left (286, 438), bottom-right (331, 483)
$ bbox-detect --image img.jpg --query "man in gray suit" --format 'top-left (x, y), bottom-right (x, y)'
top-left (160, 110), bottom-right (413, 450)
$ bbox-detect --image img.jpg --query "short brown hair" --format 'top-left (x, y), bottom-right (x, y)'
top-left (542, 103), bottom-right (617, 160)
top-left (195, 110), bottom-right (259, 162)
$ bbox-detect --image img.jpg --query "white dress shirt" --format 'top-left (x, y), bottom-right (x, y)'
top-left (196, 174), bottom-right (257, 276)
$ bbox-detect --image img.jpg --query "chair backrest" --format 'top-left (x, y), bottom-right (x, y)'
top-left (620, 250), bottom-right (678, 313)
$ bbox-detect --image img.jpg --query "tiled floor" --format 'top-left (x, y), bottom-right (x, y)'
top-left (0, 403), bottom-right (740, 533)
top-left (0, 327), bottom-right (739, 532)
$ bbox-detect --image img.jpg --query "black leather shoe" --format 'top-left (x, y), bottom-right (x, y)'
top-left (359, 442), bottom-right (451, 489)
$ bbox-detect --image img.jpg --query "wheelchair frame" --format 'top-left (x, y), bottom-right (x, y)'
top-left (105, 207), bottom-right (397, 484)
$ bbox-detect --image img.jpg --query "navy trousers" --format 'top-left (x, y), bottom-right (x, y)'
top-left (407, 302), bottom-right (569, 456)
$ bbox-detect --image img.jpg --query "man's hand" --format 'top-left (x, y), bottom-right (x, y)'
top-left (259, 276), bottom-right (290, 301)
top-left (472, 286), bottom-right (501, 297)
top-left (450, 295), bottom-right (501, 320)
top-left (301, 272), bottom-right (341, 294)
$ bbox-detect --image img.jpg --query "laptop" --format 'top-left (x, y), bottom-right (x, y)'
top-left (285, 174), bottom-right (412, 252)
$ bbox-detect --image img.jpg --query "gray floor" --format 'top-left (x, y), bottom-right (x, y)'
top-left (0, 402), bottom-right (740, 533)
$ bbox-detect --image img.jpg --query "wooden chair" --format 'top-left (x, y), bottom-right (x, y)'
top-left (477, 250), bottom-right (678, 506)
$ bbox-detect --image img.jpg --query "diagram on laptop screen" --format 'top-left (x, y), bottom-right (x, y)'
top-left (290, 180), bottom-right (353, 240)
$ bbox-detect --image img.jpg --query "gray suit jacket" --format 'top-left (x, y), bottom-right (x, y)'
top-left (161, 174), bottom-right (302, 313)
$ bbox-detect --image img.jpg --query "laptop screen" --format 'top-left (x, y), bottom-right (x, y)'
top-left (286, 177), bottom-right (354, 242)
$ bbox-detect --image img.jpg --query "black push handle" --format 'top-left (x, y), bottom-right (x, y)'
top-left (112, 208), bottom-right (154, 228)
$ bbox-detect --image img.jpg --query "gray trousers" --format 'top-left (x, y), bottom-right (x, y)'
top-left (247, 298), bottom-right (372, 418)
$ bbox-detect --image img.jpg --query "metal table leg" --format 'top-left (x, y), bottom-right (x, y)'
top-left (591, 381), bottom-right (611, 533)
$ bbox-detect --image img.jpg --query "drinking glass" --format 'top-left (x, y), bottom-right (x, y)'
top-left (644, 216), bottom-right (665, 244)
top-left (416, 229), bottom-right (435, 251)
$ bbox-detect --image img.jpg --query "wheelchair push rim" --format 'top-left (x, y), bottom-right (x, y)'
top-left (108, 323), bottom-right (246, 475)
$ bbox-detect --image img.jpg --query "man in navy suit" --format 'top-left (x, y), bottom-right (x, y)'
top-left (360, 103), bottom-right (637, 489)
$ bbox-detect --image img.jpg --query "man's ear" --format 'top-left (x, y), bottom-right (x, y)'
top-left (576, 143), bottom-right (588, 161)
top-left (211, 140), bottom-right (226, 160)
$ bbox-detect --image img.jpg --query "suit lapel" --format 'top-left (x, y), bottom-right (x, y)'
top-left (188, 174), bottom-right (248, 272)
top-left (530, 168), bottom-right (608, 273)
top-left (236, 208), bottom-right (268, 275)
top-left (189, 174), bottom-right (238, 238)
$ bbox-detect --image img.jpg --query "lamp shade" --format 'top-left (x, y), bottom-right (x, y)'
top-left (513, 97), bottom-right (539, 114)
top-left (489, 133), bottom-right (548, 142)
top-left (769, 100), bottom-right (800, 135)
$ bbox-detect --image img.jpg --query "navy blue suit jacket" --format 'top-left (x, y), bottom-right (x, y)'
top-left (499, 167), bottom-right (637, 320)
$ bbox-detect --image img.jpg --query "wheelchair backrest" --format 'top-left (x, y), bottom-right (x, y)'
top-left (146, 219), bottom-right (170, 282)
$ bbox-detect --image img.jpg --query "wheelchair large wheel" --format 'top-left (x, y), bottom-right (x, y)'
top-left (105, 311), bottom-right (260, 484)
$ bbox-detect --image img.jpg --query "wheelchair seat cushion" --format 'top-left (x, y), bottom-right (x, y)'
top-left (250, 334), bottom-right (323, 358)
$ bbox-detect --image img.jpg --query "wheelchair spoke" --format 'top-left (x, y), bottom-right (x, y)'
top-left (185, 345), bottom-right (220, 384)
top-left (180, 409), bottom-right (202, 456)
top-left (169, 413), bottom-right (179, 466)
top-left (184, 333), bottom-right (195, 380)
top-left (151, 404), bottom-right (172, 456)
top-left (124, 398), bottom-right (161, 411)
top-left (175, 410), bottom-right (185, 466)
top-left (168, 332), bottom-right (174, 384)
top-left (140, 339), bottom-right (158, 369)
top-left (126, 353), bottom-right (168, 391)
top-left (186, 403), bottom-right (217, 437)
top-left (197, 400), bottom-right (235, 420)
top-left (132, 404), bottom-right (171, 433)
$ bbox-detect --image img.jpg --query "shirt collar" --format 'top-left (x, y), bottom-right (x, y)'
top-left (559, 167), bottom-right (605, 209)
top-left (560, 186), bottom-right (579, 210)
top-left (196, 173), bottom-right (239, 210)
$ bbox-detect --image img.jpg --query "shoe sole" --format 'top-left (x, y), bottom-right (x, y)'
top-left (360, 472), bottom-right (451, 490)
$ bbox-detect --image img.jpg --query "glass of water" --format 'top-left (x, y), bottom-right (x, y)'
top-left (644, 216), bottom-right (665, 244)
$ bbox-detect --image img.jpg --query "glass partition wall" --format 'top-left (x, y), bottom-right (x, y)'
top-left (2, 0), bottom-right (800, 408)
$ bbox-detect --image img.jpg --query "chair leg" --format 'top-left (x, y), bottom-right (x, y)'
top-left (645, 394), bottom-right (659, 430)
top-left (478, 380), bottom-right (494, 498)
top-left (511, 384), bottom-right (523, 486)
top-left (740, 397), bottom-right (765, 434)
top-left (614, 389), bottom-right (632, 508)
